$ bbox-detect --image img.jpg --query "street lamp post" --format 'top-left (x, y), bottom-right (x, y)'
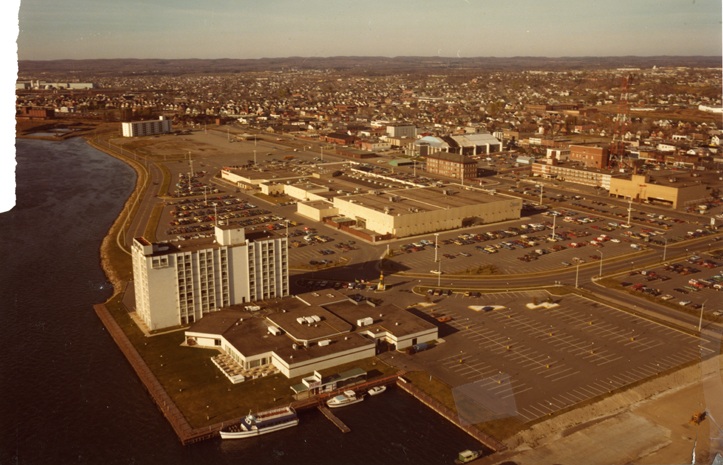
top-left (437, 259), bottom-right (442, 287)
top-left (434, 233), bottom-right (439, 263)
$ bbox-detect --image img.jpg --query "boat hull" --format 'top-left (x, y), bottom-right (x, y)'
top-left (327, 397), bottom-right (364, 408)
top-left (367, 386), bottom-right (386, 396)
top-left (220, 418), bottom-right (299, 439)
top-left (220, 406), bottom-right (299, 440)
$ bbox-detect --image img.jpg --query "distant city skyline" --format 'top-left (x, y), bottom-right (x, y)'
top-left (15, 0), bottom-right (723, 61)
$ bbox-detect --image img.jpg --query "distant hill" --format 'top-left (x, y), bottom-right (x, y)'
top-left (17, 56), bottom-right (722, 77)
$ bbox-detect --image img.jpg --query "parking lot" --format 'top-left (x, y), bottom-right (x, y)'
top-left (401, 291), bottom-right (713, 424)
top-left (615, 250), bottom-right (723, 318)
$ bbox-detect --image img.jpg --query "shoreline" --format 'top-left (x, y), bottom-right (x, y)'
top-left (85, 136), bottom-right (145, 296)
top-left (82, 135), bottom-right (722, 462)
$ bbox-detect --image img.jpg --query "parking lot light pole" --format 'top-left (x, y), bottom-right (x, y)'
top-left (437, 258), bottom-right (442, 287)
top-left (698, 300), bottom-right (707, 332)
top-left (662, 236), bottom-right (668, 262)
top-left (597, 250), bottom-right (604, 277)
top-left (574, 258), bottom-right (580, 288)
top-left (626, 197), bottom-right (633, 227)
top-left (539, 184), bottom-right (544, 206)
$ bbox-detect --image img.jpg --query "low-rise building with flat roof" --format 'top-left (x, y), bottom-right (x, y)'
top-left (425, 152), bottom-right (478, 180)
top-left (609, 173), bottom-right (710, 209)
top-left (184, 290), bottom-right (438, 379)
top-left (330, 186), bottom-right (521, 238)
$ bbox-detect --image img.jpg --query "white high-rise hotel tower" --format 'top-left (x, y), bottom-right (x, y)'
top-left (132, 224), bottom-right (289, 330)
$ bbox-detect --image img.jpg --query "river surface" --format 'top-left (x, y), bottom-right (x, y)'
top-left (0, 138), bottom-right (482, 465)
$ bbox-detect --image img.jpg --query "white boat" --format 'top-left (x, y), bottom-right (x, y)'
top-left (454, 449), bottom-right (481, 464)
top-left (367, 385), bottom-right (386, 396)
top-left (326, 390), bottom-right (364, 408)
top-left (220, 406), bottom-right (299, 439)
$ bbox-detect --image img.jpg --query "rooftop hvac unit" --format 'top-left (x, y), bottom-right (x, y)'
top-left (356, 317), bottom-right (373, 327)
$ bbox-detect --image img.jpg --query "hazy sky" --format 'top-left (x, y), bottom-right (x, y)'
top-left (16, 0), bottom-right (723, 60)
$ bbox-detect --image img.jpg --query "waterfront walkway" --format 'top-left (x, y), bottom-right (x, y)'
top-left (94, 303), bottom-right (223, 444)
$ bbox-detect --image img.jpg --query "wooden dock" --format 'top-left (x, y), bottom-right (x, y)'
top-left (317, 405), bottom-right (351, 433)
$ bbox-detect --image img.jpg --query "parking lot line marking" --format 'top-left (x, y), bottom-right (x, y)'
top-left (525, 403), bottom-right (549, 418)
top-left (595, 355), bottom-right (623, 366)
top-left (547, 369), bottom-right (581, 383)
top-left (575, 385), bottom-right (601, 398)
top-left (517, 409), bottom-right (536, 422)
top-left (559, 391), bottom-right (584, 404)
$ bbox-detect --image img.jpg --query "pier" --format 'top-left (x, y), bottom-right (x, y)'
top-left (317, 406), bottom-right (351, 433)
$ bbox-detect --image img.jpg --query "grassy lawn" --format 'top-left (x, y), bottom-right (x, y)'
top-left (104, 294), bottom-right (399, 429)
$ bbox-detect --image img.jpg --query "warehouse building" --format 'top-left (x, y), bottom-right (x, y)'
top-left (326, 186), bottom-right (521, 238)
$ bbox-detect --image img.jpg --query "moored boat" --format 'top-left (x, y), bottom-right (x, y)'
top-left (326, 390), bottom-right (364, 408)
top-left (220, 406), bottom-right (299, 439)
top-left (454, 449), bottom-right (481, 464)
top-left (367, 385), bottom-right (386, 396)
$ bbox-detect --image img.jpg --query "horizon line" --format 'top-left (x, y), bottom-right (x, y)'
top-left (17, 54), bottom-right (723, 62)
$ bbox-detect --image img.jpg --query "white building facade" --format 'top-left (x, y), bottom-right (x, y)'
top-left (132, 225), bottom-right (288, 330)
top-left (122, 116), bottom-right (172, 137)
top-left (386, 123), bottom-right (417, 139)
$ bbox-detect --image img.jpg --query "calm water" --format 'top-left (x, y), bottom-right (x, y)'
top-left (0, 138), bottom-right (481, 465)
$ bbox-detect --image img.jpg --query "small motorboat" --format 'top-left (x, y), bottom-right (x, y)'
top-left (367, 385), bottom-right (386, 396)
top-left (326, 390), bottom-right (364, 408)
top-left (454, 449), bottom-right (481, 464)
